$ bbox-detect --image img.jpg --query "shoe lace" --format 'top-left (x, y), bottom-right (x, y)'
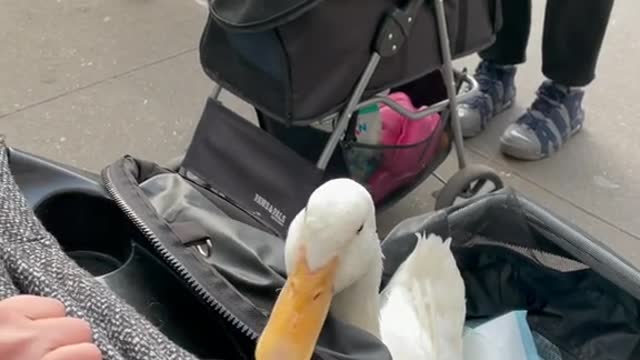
top-left (520, 85), bottom-right (566, 130)
top-left (463, 62), bottom-right (502, 116)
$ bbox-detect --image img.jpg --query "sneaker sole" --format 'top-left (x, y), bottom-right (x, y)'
top-left (500, 120), bottom-right (584, 161)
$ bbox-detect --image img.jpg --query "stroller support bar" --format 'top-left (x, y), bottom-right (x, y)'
top-left (355, 71), bottom-right (479, 120)
top-left (316, 0), bottom-right (470, 171)
top-left (311, 69), bottom-right (478, 126)
top-left (316, 54), bottom-right (382, 170)
top-left (434, 0), bottom-right (468, 169)
top-left (210, 84), bottom-right (222, 100)
top-left (204, 0), bottom-right (477, 173)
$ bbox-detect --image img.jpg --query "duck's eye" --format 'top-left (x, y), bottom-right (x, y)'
top-left (357, 224), bottom-right (364, 234)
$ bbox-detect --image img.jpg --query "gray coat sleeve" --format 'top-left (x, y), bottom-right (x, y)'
top-left (0, 139), bottom-right (199, 360)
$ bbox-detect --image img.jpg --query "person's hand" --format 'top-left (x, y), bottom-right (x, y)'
top-left (0, 295), bottom-right (102, 360)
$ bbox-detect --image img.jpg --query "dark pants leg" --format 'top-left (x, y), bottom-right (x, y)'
top-left (479, 0), bottom-right (532, 65)
top-left (479, 0), bottom-right (614, 87)
top-left (542, 0), bottom-right (614, 87)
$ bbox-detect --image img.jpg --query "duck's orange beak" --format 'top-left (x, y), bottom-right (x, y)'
top-left (255, 250), bottom-right (338, 360)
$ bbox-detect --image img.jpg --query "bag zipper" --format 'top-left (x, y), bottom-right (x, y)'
top-left (102, 170), bottom-right (259, 340)
top-left (471, 238), bottom-right (588, 272)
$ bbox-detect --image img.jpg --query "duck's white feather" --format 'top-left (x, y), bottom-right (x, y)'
top-left (275, 179), bottom-right (466, 360)
top-left (380, 232), bottom-right (466, 360)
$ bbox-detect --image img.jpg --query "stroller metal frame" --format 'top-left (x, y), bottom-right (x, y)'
top-left (211, 0), bottom-right (474, 171)
top-left (202, 0), bottom-right (501, 210)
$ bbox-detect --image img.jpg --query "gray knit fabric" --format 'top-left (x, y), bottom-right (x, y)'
top-left (0, 141), bottom-right (199, 360)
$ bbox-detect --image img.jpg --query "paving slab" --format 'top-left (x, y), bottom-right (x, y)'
top-left (1, 51), bottom-right (211, 170)
top-left (0, 0), bottom-right (207, 116)
top-left (378, 150), bottom-right (640, 267)
top-left (454, 2), bottom-right (640, 245)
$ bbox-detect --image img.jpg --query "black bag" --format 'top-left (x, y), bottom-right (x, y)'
top-left (103, 132), bottom-right (640, 360)
top-left (180, 99), bottom-right (324, 237)
top-left (103, 156), bottom-right (389, 360)
top-left (200, 0), bottom-right (502, 123)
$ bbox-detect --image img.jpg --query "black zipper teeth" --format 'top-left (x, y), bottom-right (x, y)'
top-left (476, 239), bottom-right (588, 271)
top-left (102, 170), bottom-right (258, 340)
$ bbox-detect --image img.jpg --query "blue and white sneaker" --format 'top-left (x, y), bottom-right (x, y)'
top-left (458, 60), bottom-right (517, 138)
top-left (500, 81), bottom-right (585, 160)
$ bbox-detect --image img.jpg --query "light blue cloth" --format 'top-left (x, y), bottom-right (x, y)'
top-left (463, 311), bottom-right (540, 360)
top-left (532, 331), bottom-right (564, 360)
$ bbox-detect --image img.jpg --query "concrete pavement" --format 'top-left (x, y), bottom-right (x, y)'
top-left (2, 0), bottom-right (639, 265)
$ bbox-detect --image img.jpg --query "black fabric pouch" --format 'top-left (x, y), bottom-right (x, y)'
top-left (180, 99), bottom-right (323, 237)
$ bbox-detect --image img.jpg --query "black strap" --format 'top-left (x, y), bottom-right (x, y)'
top-left (374, 0), bottom-right (425, 57)
top-left (425, 209), bottom-right (452, 240)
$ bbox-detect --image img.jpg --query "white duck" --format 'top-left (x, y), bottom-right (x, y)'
top-left (255, 178), bottom-right (466, 360)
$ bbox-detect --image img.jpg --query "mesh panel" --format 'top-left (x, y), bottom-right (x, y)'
top-left (342, 123), bottom-right (447, 205)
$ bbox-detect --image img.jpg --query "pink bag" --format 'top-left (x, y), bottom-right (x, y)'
top-left (368, 92), bottom-right (442, 203)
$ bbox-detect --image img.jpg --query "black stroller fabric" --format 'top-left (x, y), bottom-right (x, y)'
top-left (103, 145), bottom-right (640, 359)
top-left (200, 0), bottom-right (503, 123)
top-left (209, 0), bottom-right (323, 30)
top-left (382, 191), bottom-right (640, 360)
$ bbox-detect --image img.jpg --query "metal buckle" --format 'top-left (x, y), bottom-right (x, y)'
top-left (196, 238), bottom-right (213, 258)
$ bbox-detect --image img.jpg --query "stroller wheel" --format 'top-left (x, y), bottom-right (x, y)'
top-left (434, 164), bottom-right (503, 210)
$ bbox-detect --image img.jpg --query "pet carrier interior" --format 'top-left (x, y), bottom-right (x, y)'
top-left (200, 0), bottom-right (503, 123)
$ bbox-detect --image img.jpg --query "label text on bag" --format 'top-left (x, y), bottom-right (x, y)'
top-left (253, 193), bottom-right (286, 227)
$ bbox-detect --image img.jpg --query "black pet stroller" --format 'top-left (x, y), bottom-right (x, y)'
top-left (6, 2), bottom-right (640, 359)
top-left (174, 0), bottom-right (505, 237)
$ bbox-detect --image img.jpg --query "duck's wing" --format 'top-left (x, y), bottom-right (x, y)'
top-left (379, 233), bottom-right (466, 360)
